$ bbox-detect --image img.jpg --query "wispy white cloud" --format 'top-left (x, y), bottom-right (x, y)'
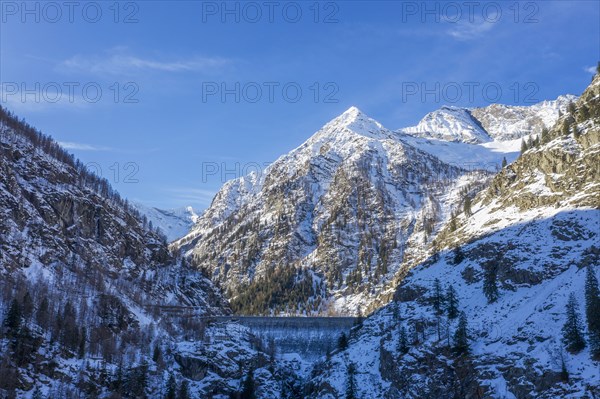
top-left (584, 66), bottom-right (597, 74)
top-left (447, 19), bottom-right (496, 40)
top-left (59, 48), bottom-right (231, 76)
top-left (58, 141), bottom-right (113, 151)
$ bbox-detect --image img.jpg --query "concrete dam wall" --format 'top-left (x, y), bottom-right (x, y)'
top-left (211, 316), bottom-right (358, 362)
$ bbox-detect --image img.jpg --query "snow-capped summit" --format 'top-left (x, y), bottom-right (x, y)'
top-left (401, 106), bottom-right (492, 144)
top-left (334, 106), bottom-right (378, 128)
top-left (310, 106), bottom-right (395, 143)
top-left (340, 105), bottom-right (362, 119)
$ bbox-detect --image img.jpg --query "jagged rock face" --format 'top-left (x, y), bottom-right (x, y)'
top-left (0, 141), bottom-right (164, 274)
top-left (176, 107), bottom-right (481, 315)
top-left (174, 322), bottom-right (283, 398)
top-left (174, 95), bottom-right (580, 316)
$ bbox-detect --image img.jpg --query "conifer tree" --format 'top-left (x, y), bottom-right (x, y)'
top-left (562, 293), bottom-right (586, 353)
top-left (463, 196), bottom-right (472, 217)
top-left (21, 292), bottom-right (33, 321)
top-left (345, 362), bottom-right (357, 399)
top-left (432, 278), bottom-right (443, 315)
top-left (453, 312), bottom-right (469, 355)
top-left (165, 374), bottom-right (177, 399)
top-left (153, 343), bottom-right (162, 363)
top-left (398, 324), bottom-right (409, 355)
top-left (241, 368), bottom-right (256, 399)
top-left (562, 119), bottom-right (572, 136)
top-left (128, 361), bottom-right (148, 398)
top-left (446, 285), bottom-right (459, 319)
top-left (4, 298), bottom-right (21, 333)
top-left (78, 327), bottom-right (86, 359)
top-left (113, 361), bottom-right (124, 394)
top-left (521, 138), bottom-right (528, 154)
top-left (453, 246), bottom-right (464, 265)
top-left (501, 157), bottom-right (507, 168)
top-left (483, 261), bottom-right (499, 303)
top-left (60, 301), bottom-right (79, 351)
top-left (338, 332), bottom-right (349, 350)
top-left (178, 380), bottom-right (191, 399)
top-left (540, 127), bottom-right (549, 144)
top-left (585, 266), bottom-right (600, 359)
top-left (36, 296), bottom-right (49, 328)
top-left (449, 211), bottom-right (457, 232)
top-left (579, 104), bottom-right (590, 120)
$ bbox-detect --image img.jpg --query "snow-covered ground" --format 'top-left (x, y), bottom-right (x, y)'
top-left (307, 205), bottom-right (600, 398)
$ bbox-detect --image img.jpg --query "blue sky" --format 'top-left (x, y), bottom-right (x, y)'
top-left (1, 1), bottom-right (598, 210)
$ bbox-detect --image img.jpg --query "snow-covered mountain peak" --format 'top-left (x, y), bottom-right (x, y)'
top-left (401, 105), bottom-right (492, 144)
top-left (340, 105), bottom-right (362, 118)
top-left (316, 106), bottom-right (390, 141)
